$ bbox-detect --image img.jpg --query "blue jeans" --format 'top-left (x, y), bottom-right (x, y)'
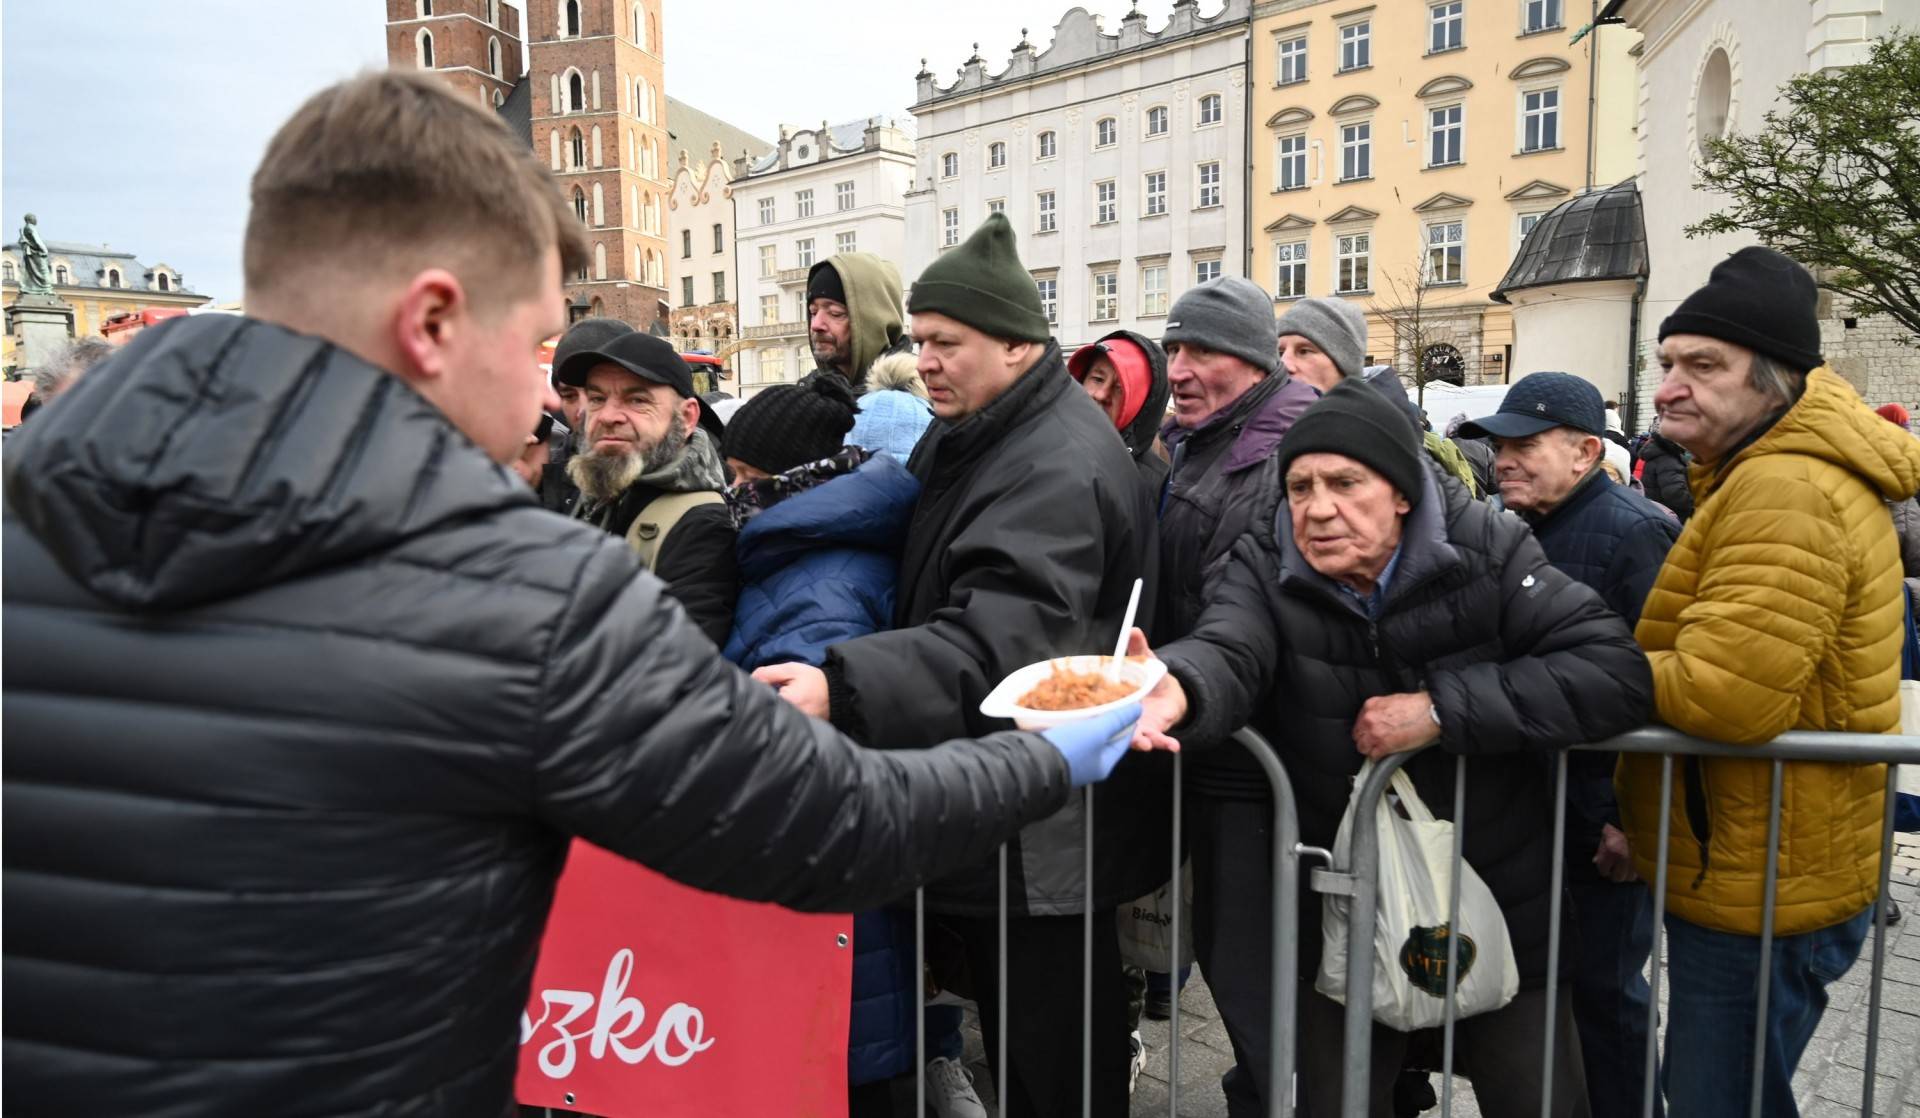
top-left (1566, 875), bottom-right (1661, 1118)
top-left (1662, 907), bottom-right (1872, 1118)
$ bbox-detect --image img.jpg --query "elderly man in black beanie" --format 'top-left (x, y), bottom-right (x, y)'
top-left (1129, 379), bottom-right (1653, 1118)
top-left (755, 213), bottom-right (1162, 1118)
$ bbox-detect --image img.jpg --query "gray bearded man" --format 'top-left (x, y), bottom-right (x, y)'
top-left (557, 330), bottom-right (739, 645)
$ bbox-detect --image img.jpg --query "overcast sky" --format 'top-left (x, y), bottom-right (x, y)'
top-left (2, 1), bottom-right (1143, 303)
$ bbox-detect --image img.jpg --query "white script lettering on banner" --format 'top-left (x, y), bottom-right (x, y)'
top-left (518, 948), bottom-right (716, 1078)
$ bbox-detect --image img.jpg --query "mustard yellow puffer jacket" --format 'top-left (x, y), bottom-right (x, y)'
top-left (1619, 368), bottom-right (1920, 936)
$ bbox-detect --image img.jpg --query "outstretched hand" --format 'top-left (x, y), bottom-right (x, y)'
top-left (1125, 628), bottom-right (1187, 753)
top-left (751, 662), bottom-right (830, 720)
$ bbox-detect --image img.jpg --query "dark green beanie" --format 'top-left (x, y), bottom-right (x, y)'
top-left (907, 213), bottom-right (1050, 342)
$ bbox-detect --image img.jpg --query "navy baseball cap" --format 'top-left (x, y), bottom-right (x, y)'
top-left (1456, 372), bottom-right (1605, 439)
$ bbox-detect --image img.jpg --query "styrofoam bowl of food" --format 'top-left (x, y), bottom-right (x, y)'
top-left (978, 655), bottom-right (1168, 732)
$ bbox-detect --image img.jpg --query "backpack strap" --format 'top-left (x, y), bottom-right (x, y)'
top-left (625, 490), bottom-right (725, 571)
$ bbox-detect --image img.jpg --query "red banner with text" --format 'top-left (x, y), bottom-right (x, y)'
top-left (515, 842), bottom-right (852, 1117)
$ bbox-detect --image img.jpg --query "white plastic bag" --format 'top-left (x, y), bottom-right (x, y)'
top-left (1117, 861), bottom-right (1196, 973)
top-left (1316, 760), bottom-right (1519, 1030)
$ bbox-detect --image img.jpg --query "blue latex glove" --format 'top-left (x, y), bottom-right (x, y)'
top-left (1041, 703), bottom-right (1143, 788)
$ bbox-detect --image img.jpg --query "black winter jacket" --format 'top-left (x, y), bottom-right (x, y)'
top-left (1094, 329), bottom-right (1174, 496)
top-left (1523, 470), bottom-right (1678, 865)
top-left (825, 342), bottom-right (1166, 916)
top-left (573, 436), bottom-right (739, 647)
top-left (1156, 372), bottom-right (1320, 797)
top-left (0, 316), bottom-right (1075, 1117)
top-left (1158, 462), bottom-right (1653, 985)
top-left (1637, 433), bottom-right (1694, 522)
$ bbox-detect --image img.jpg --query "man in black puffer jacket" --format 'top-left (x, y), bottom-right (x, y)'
top-left (1460, 373), bottom-right (1676, 1118)
top-left (1131, 380), bottom-right (1653, 1118)
top-left (1635, 421), bottom-right (1694, 521)
top-left (755, 214), bottom-right (1162, 1118)
top-left (0, 73), bottom-right (1138, 1118)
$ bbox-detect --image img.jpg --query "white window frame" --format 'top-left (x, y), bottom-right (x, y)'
top-left (1037, 130), bottom-right (1058, 159)
top-left (1197, 94), bottom-right (1223, 127)
top-left (1428, 103), bottom-right (1464, 167)
top-left (797, 238), bottom-right (815, 268)
top-left (1274, 240), bottom-right (1309, 299)
top-left (1091, 269), bottom-right (1119, 322)
top-left (1520, 86), bottom-right (1561, 152)
top-left (988, 141), bottom-right (1007, 169)
top-left (1340, 121), bottom-right (1372, 181)
top-left (835, 181), bottom-right (855, 211)
top-left (758, 244), bottom-right (778, 278)
top-left (1095, 117), bottom-right (1118, 148)
top-left (836, 231), bottom-right (857, 254)
top-left (1140, 263), bottom-right (1169, 316)
top-left (1194, 258), bottom-right (1223, 285)
top-left (941, 152), bottom-right (959, 179)
top-left (1277, 133), bottom-right (1309, 191)
top-left (760, 294), bottom-right (780, 325)
top-left (987, 198), bottom-right (1007, 216)
top-left (1144, 171), bottom-right (1168, 216)
top-left (1035, 275), bottom-right (1059, 325)
top-left (757, 197), bottom-right (775, 225)
top-left (1196, 162), bottom-right (1222, 208)
top-left (796, 189), bottom-right (814, 218)
top-left (1335, 231), bottom-right (1372, 293)
top-left (942, 208), bottom-right (960, 247)
top-left (1339, 20), bottom-right (1371, 71)
top-left (1514, 210), bottom-right (1547, 254)
top-left (1146, 106), bottom-right (1169, 137)
top-left (1277, 35), bottom-right (1308, 85)
top-left (1425, 219), bottom-right (1466, 285)
top-left (1037, 190), bottom-right (1058, 232)
top-left (1524, 0), bottom-right (1563, 33)
top-left (1095, 180), bottom-right (1118, 224)
top-left (1430, 1), bottom-right (1464, 53)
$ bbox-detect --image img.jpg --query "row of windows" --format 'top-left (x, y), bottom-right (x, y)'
top-left (412, 29), bottom-right (504, 80)
top-left (1275, 0), bottom-right (1563, 83)
top-left (573, 242), bottom-right (664, 285)
top-left (680, 272), bottom-right (728, 307)
top-left (544, 0), bottom-right (654, 48)
top-left (1268, 218), bottom-right (1475, 300)
top-left (681, 224), bottom-right (728, 258)
top-left (1028, 258), bottom-right (1225, 326)
top-left (1274, 90), bottom-right (1560, 190)
top-left (934, 94), bottom-right (1225, 178)
top-left (754, 231), bottom-right (860, 280)
top-left (553, 124), bottom-right (663, 179)
top-left (552, 69), bottom-right (658, 124)
top-left (567, 183), bottom-right (663, 236)
top-left (753, 182), bottom-right (859, 226)
top-left (1, 259), bottom-right (173, 291)
top-left (939, 162), bottom-right (1226, 245)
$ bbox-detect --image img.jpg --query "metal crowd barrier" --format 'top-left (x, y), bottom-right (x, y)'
top-left (1329, 727), bottom-right (1920, 1118)
top-left (910, 726), bottom-right (1305, 1118)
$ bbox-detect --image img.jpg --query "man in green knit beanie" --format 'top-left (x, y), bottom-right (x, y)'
top-left (754, 213), bottom-right (1164, 1116)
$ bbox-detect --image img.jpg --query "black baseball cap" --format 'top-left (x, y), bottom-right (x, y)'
top-left (554, 332), bottom-right (724, 440)
top-left (1456, 372), bottom-right (1605, 440)
top-left (550, 317), bottom-right (633, 386)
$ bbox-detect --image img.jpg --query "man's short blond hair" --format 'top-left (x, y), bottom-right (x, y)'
top-left (244, 71), bottom-right (588, 309)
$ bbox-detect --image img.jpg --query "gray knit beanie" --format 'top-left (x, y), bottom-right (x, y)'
top-left (1276, 297), bottom-right (1369, 380)
top-left (1162, 277), bottom-right (1279, 374)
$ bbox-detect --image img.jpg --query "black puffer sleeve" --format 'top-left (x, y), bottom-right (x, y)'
top-left (532, 538), bottom-right (1071, 912)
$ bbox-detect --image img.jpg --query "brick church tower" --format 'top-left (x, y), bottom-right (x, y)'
top-left (524, 0), bottom-right (671, 329)
top-left (383, 0), bottom-right (522, 109)
top-left (384, 0), bottom-right (671, 331)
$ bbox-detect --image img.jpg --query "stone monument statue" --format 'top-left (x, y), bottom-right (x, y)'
top-left (17, 213), bottom-right (54, 296)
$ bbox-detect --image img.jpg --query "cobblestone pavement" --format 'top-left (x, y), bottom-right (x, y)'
top-left (1112, 832), bottom-right (1920, 1117)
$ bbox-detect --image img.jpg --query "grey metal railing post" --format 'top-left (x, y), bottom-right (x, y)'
top-left (915, 887), bottom-right (926, 1110)
top-left (1169, 751), bottom-right (1183, 1118)
top-left (1082, 785), bottom-right (1094, 1118)
top-left (1440, 756), bottom-right (1468, 1118)
top-left (1748, 761), bottom-right (1785, 1118)
top-left (998, 842), bottom-right (1008, 1112)
top-left (1640, 756), bottom-right (1673, 1118)
top-left (1232, 728), bottom-right (1304, 1118)
top-left (1862, 763), bottom-right (1898, 1114)
top-left (1338, 750), bottom-right (1420, 1118)
top-left (1541, 751), bottom-right (1569, 1118)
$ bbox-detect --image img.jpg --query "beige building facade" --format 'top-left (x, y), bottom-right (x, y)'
top-left (1250, 0), bottom-right (1637, 384)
